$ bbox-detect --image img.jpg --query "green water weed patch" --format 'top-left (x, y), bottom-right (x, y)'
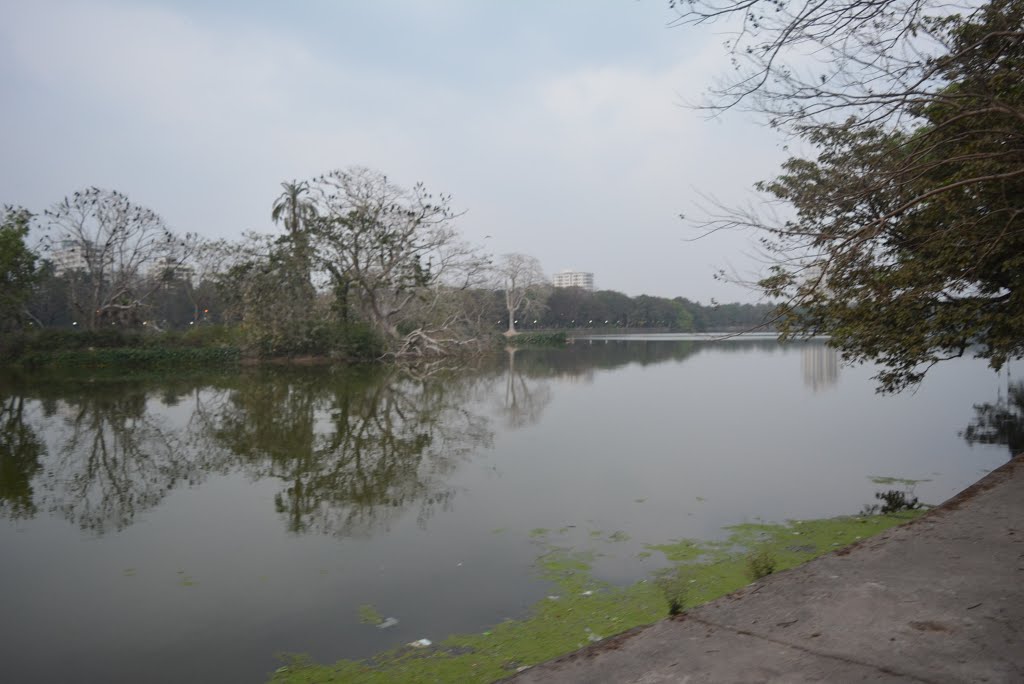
top-left (270, 510), bottom-right (923, 684)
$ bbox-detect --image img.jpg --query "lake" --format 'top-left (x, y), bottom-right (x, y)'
top-left (0, 337), bottom-right (1014, 682)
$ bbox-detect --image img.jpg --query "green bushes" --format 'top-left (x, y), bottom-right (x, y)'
top-left (506, 332), bottom-right (568, 347)
top-left (334, 323), bottom-right (384, 361)
top-left (1, 326), bottom-right (242, 369)
top-left (0, 322), bottom-right (382, 368)
top-left (745, 549), bottom-right (777, 581)
top-left (241, 321), bottom-right (383, 360)
top-left (14, 346), bottom-right (240, 369)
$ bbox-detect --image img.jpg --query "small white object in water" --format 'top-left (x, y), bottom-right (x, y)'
top-left (408, 638), bottom-right (432, 648)
top-left (547, 595), bottom-right (560, 600)
top-left (377, 617), bottom-right (399, 629)
top-left (581, 590), bottom-right (593, 596)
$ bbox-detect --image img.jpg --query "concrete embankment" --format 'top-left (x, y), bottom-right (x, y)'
top-left (507, 455), bottom-right (1024, 683)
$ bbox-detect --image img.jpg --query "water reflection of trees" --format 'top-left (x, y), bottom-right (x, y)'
top-left (0, 392), bottom-right (44, 520)
top-left (1, 373), bottom-right (221, 533)
top-left (511, 337), bottom-right (786, 381)
top-left (1, 369), bottom-right (498, 537)
top-left (1, 338), bottom-right (807, 535)
top-left (962, 380), bottom-right (1024, 457)
top-left (196, 367), bottom-right (494, 536)
top-left (499, 349), bottom-right (553, 428)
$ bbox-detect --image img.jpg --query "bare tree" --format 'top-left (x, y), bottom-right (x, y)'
top-left (42, 188), bottom-right (197, 329)
top-left (670, 0), bottom-right (953, 130)
top-left (308, 167), bottom-right (491, 356)
top-left (495, 252), bottom-right (549, 335)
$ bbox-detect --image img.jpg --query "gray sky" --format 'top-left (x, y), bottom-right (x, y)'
top-left (0, 0), bottom-right (788, 302)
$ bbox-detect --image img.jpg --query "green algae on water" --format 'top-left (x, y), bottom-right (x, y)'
top-left (869, 475), bottom-right (932, 486)
top-left (270, 510), bottom-right (923, 684)
top-left (358, 604), bottom-right (384, 626)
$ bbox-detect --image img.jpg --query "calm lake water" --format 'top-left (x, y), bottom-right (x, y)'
top-left (0, 337), bottom-right (1014, 683)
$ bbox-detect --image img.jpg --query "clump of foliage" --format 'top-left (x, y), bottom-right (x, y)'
top-left (862, 489), bottom-right (922, 515)
top-left (654, 567), bottom-right (690, 616)
top-left (745, 549), bottom-right (777, 581)
top-left (506, 332), bottom-right (568, 347)
top-left (14, 346), bottom-right (240, 370)
top-left (0, 326), bottom-right (244, 369)
top-left (678, 0), bottom-right (1024, 392)
top-left (0, 206), bottom-right (39, 332)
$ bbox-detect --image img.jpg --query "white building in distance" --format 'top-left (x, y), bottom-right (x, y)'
top-left (49, 240), bottom-right (90, 276)
top-left (152, 256), bottom-right (196, 286)
top-left (552, 270), bottom-right (594, 291)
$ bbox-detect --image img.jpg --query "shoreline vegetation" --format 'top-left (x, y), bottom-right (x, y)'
top-left (270, 509), bottom-right (924, 684)
top-left (5, 327), bottom-right (783, 370)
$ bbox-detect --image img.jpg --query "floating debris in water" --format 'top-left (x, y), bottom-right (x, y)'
top-left (377, 617), bottom-right (399, 629)
top-left (408, 639), bottom-right (432, 648)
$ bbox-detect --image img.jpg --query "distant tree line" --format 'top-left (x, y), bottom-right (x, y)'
top-left (1, 175), bottom-right (774, 360)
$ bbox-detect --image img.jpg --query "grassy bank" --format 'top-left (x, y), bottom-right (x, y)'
top-left (1, 328), bottom-right (242, 369)
top-left (14, 346), bottom-right (242, 369)
top-left (270, 510), bottom-right (922, 683)
top-left (0, 324), bottom-right (384, 369)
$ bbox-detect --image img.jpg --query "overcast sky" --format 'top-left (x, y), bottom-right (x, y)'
top-left (0, 0), bottom-right (789, 303)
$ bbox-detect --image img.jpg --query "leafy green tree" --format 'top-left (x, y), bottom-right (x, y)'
top-left (0, 206), bottom-right (39, 332)
top-left (688, 0), bottom-right (1024, 390)
top-left (218, 234), bottom-right (329, 356)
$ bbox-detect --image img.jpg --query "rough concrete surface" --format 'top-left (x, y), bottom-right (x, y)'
top-left (506, 455), bottom-right (1024, 684)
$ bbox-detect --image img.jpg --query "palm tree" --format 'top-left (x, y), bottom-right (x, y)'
top-left (271, 180), bottom-right (317, 299)
top-left (271, 180), bottom-right (315, 235)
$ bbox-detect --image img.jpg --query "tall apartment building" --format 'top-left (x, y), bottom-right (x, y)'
top-left (152, 256), bottom-right (196, 286)
top-left (552, 270), bottom-right (595, 291)
top-left (49, 240), bottom-right (90, 276)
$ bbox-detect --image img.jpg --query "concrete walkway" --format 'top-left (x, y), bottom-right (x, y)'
top-left (506, 456), bottom-right (1024, 683)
